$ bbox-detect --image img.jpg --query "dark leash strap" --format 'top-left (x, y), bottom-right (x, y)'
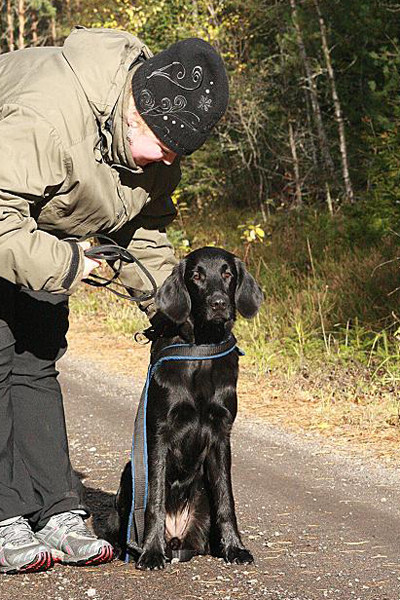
top-left (66, 233), bottom-right (158, 302)
top-left (124, 333), bottom-right (243, 563)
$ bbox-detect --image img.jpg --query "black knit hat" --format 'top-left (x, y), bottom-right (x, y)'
top-left (131, 38), bottom-right (229, 156)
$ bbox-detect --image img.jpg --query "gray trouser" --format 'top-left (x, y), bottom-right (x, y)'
top-left (0, 278), bottom-right (85, 529)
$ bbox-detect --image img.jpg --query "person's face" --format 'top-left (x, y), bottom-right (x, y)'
top-left (127, 127), bottom-right (178, 167)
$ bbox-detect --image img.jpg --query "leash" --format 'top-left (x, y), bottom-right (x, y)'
top-left (124, 333), bottom-right (244, 563)
top-left (67, 233), bottom-right (158, 302)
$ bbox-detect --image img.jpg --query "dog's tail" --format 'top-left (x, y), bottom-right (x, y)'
top-left (165, 504), bottom-right (196, 561)
top-left (165, 503), bottom-right (192, 544)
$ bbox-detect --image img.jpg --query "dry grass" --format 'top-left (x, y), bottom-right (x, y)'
top-left (65, 208), bottom-right (400, 464)
top-left (67, 312), bottom-right (400, 464)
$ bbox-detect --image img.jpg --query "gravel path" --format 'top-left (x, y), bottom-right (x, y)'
top-left (1, 354), bottom-right (400, 600)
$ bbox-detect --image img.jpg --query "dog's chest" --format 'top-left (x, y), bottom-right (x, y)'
top-left (158, 355), bottom-right (231, 397)
top-left (155, 355), bottom-right (238, 438)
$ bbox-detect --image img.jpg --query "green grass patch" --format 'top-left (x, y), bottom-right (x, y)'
top-left (178, 206), bottom-right (400, 386)
top-left (71, 206), bottom-right (400, 392)
top-left (70, 284), bottom-right (148, 337)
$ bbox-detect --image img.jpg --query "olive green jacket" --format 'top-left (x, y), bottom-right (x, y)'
top-left (0, 27), bottom-right (180, 299)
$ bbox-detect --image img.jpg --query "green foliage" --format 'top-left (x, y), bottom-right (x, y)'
top-left (72, 205), bottom-right (400, 389)
top-left (3, 0), bottom-right (400, 379)
top-left (28, 0), bottom-right (56, 17)
top-left (3, 0), bottom-right (400, 216)
top-left (226, 206), bottom-right (400, 380)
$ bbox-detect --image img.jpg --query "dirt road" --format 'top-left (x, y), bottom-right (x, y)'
top-left (1, 354), bottom-right (400, 600)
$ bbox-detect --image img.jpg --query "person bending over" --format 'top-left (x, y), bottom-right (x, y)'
top-left (0, 26), bottom-right (228, 574)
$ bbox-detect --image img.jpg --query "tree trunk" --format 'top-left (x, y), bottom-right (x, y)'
top-left (314, 0), bottom-right (354, 203)
top-left (288, 120), bottom-right (302, 208)
top-left (304, 89), bottom-right (318, 171)
top-left (7, 0), bottom-right (15, 51)
top-left (278, 23), bottom-right (303, 209)
top-left (235, 97), bottom-right (268, 219)
top-left (31, 11), bottom-right (38, 46)
top-left (289, 0), bottom-right (335, 177)
top-left (17, 0), bottom-right (25, 49)
top-left (50, 14), bottom-right (57, 45)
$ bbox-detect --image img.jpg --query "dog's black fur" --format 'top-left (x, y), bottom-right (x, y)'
top-left (112, 247), bottom-right (263, 570)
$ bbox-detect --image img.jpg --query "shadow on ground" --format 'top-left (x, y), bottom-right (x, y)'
top-left (75, 470), bottom-right (121, 551)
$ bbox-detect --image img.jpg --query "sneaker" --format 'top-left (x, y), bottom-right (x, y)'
top-left (36, 512), bottom-right (114, 566)
top-left (0, 517), bottom-right (53, 574)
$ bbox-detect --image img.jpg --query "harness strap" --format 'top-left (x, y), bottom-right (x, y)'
top-left (151, 335), bottom-right (239, 364)
top-left (128, 367), bottom-right (151, 557)
top-left (124, 334), bottom-right (242, 563)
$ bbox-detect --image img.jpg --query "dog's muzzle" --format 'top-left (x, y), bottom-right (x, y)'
top-left (207, 293), bottom-right (231, 321)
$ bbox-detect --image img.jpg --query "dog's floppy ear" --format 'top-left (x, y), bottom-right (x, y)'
top-left (155, 261), bottom-right (191, 323)
top-left (234, 258), bottom-right (264, 319)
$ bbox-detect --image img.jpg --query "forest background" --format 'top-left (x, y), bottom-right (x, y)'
top-left (2, 0), bottom-right (400, 448)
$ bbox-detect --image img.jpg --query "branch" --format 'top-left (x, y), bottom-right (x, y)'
top-left (382, 3), bottom-right (400, 12)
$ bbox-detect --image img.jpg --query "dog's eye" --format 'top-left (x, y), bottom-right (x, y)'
top-left (193, 272), bottom-right (201, 281)
top-left (222, 271), bottom-right (233, 280)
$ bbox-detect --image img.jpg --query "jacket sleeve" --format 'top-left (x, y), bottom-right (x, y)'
top-left (118, 225), bottom-right (178, 286)
top-left (0, 104), bottom-right (85, 293)
top-left (111, 169), bottom-right (181, 317)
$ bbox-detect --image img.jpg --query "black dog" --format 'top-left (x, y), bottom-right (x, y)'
top-left (113, 247), bottom-right (263, 570)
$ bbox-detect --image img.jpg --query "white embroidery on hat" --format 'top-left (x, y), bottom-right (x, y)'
top-left (139, 90), bottom-right (200, 131)
top-left (198, 95), bottom-right (212, 112)
top-left (146, 62), bottom-right (203, 91)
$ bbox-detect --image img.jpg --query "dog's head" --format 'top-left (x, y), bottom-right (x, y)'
top-left (155, 247), bottom-right (263, 327)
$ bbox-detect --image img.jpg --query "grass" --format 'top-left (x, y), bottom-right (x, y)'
top-left (69, 206), bottom-right (400, 454)
top-left (71, 283), bottom-right (148, 337)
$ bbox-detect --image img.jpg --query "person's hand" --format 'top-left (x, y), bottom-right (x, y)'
top-left (78, 241), bottom-right (102, 279)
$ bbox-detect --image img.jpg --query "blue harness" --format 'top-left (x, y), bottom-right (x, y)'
top-left (124, 333), bottom-right (243, 562)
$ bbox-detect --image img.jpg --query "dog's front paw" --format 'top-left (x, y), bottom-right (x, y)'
top-left (224, 546), bottom-right (254, 564)
top-left (136, 549), bottom-right (166, 571)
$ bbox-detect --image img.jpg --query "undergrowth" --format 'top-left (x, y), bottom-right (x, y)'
top-left (70, 206), bottom-right (400, 432)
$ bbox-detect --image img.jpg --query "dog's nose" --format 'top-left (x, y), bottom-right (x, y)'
top-left (211, 298), bottom-right (227, 311)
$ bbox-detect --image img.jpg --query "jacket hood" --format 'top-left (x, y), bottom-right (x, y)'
top-left (62, 27), bottom-right (152, 126)
top-left (110, 63), bottom-right (142, 172)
